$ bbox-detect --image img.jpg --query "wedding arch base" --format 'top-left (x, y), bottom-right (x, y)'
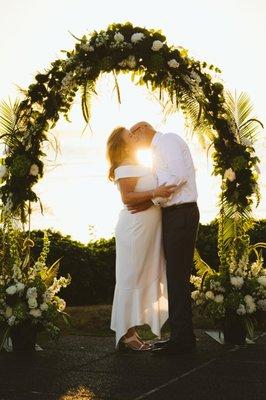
top-left (0, 22), bottom-right (265, 344)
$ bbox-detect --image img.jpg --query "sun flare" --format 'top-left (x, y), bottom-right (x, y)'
top-left (137, 149), bottom-right (153, 168)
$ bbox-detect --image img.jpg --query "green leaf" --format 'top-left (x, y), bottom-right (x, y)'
top-left (193, 249), bottom-right (214, 276)
top-left (81, 80), bottom-right (96, 123)
top-left (112, 71), bottom-right (121, 104)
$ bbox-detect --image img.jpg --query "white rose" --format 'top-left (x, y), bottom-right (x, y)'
top-left (191, 290), bottom-right (200, 301)
top-left (5, 307), bottom-right (13, 318)
top-left (16, 282), bottom-right (25, 292)
top-left (257, 299), bottom-right (266, 311)
top-left (214, 294), bottom-right (224, 303)
top-left (30, 309), bottom-right (42, 318)
top-left (237, 304), bottom-right (246, 315)
top-left (8, 316), bottom-right (16, 326)
top-left (6, 285), bottom-right (17, 295)
top-left (230, 276), bottom-right (244, 288)
top-left (29, 164), bottom-right (39, 176)
top-left (168, 59), bottom-right (180, 69)
top-left (258, 276), bottom-right (266, 287)
top-left (114, 32), bottom-right (124, 42)
top-left (28, 298), bottom-right (38, 309)
top-left (40, 303), bottom-right (49, 311)
top-left (131, 32), bottom-right (145, 43)
top-left (205, 291), bottom-right (215, 300)
top-left (151, 40), bottom-right (164, 51)
top-left (126, 55), bottom-right (137, 68)
top-left (0, 165), bottom-right (7, 179)
top-left (244, 295), bottom-right (254, 305)
top-left (27, 287), bottom-right (38, 299)
top-left (224, 168), bottom-right (236, 182)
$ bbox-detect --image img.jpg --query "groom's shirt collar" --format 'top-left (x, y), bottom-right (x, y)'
top-left (151, 131), bottom-right (163, 148)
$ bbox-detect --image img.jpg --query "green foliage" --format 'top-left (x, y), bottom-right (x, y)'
top-left (26, 221), bottom-right (266, 306)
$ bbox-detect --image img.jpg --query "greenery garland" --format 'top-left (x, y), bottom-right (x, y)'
top-left (0, 22), bottom-right (263, 252)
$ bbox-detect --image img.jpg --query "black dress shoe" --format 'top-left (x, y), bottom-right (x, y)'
top-left (152, 339), bottom-right (170, 349)
top-left (151, 341), bottom-right (196, 356)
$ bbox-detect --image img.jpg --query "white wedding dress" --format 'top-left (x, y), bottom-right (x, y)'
top-left (110, 164), bottom-right (168, 346)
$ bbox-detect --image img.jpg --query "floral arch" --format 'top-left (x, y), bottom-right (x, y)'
top-left (1, 22), bottom-right (266, 345)
top-left (0, 22), bottom-right (262, 253)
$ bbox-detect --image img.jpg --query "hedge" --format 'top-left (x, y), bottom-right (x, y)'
top-left (26, 220), bottom-right (266, 306)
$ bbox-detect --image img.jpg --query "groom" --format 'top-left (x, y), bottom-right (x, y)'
top-left (129, 122), bottom-right (199, 356)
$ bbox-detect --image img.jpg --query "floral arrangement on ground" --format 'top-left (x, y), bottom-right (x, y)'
top-left (0, 219), bottom-right (71, 349)
top-left (191, 234), bottom-right (266, 338)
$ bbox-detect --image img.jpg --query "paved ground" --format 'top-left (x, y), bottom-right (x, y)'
top-left (0, 330), bottom-right (266, 400)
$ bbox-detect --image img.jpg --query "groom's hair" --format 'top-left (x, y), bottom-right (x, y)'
top-left (130, 121), bottom-right (155, 134)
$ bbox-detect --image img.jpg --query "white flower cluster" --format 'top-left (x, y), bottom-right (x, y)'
top-left (131, 32), bottom-right (145, 43)
top-left (258, 276), bottom-right (266, 287)
top-left (118, 55), bottom-right (137, 69)
top-left (230, 276), bottom-right (244, 289)
top-left (43, 276), bottom-right (70, 305)
top-left (95, 32), bottom-right (109, 47)
top-left (250, 260), bottom-right (263, 277)
top-left (224, 168), bottom-right (236, 182)
top-left (191, 290), bottom-right (205, 305)
top-left (6, 282), bottom-right (25, 296)
top-left (244, 295), bottom-right (256, 314)
top-left (205, 290), bottom-right (224, 303)
top-left (190, 275), bottom-right (202, 289)
top-left (151, 40), bottom-right (164, 51)
top-left (168, 59), bottom-right (179, 69)
top-left (114, 32), bottom-right (124, 42)
top-left (81, 43), bottom-right (94, 52)
top-left (29, 164), bottom-right (39, 177)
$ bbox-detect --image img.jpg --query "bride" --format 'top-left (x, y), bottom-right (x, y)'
top-left (106, 126), bottom-right (176, 352)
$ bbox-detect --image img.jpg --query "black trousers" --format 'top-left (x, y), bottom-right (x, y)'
top-left (162, 202), bottom-right (200, 344)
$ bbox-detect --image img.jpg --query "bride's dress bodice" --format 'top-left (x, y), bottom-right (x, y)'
top-left (114, 165), bottom-right (158, 193)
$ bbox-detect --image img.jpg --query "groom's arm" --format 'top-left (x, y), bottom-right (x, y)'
top-left (126, 200), bottom-right (154, 214)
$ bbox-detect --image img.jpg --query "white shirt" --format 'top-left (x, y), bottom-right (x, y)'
top-left (151, 132), bottom-right (198, 207)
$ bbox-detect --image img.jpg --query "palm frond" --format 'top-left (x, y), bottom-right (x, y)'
top-left (225, 91), bottom-right (263, 143)
top-left (42, 258), bottom-right (61, 286)
top-left (218, 200), bottom-right (255, 252)
top-left (194, 249), bottom-right (214, 276)
top-left (0, 99), bottom-right (21, 137)
top-left (0, 99), bottom-right (23, 152)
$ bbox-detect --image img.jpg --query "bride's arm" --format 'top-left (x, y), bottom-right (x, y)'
top-left (118, 177), bottom-right (176, 206)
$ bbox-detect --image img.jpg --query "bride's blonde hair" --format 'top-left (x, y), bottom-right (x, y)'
top-left (106, 126), bottom-right (128, 181)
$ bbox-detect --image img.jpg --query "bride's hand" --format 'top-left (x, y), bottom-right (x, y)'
top-left (153, 183), bottom-right (177, 198)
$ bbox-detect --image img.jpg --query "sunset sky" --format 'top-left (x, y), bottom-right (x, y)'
top-left (0, 0), bottom-right (265, 242)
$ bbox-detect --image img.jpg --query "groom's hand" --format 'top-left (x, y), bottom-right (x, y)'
top-left (127, 200), bottom-right (153, 214)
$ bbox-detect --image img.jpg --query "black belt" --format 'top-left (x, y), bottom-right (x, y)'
top-left (162, 202), bottom-right (197, 212)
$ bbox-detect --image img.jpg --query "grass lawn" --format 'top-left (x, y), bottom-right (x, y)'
top-left (57, 305), bottom-right (218, 339)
